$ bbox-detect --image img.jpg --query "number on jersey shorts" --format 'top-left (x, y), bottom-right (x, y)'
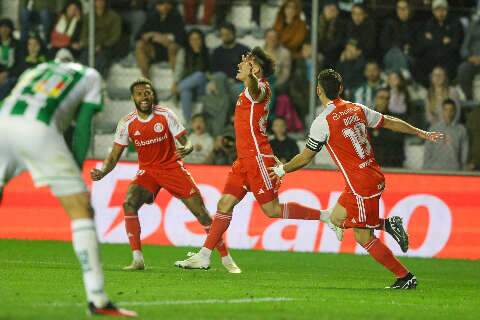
top-left (0, 117), bottom-right (87, 196)
top-left (223, 155), bottom-right (280, 205)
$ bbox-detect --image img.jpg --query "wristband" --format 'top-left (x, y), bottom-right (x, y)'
top-left (273, 164), bottom-right (286, 178)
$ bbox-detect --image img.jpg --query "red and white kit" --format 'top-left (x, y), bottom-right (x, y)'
top-left (224, 79), bottom-right (278, 204)
top-left (307, 98), bottom-right (385, 228)
top-left (114, 105), bottom-right (199, 199)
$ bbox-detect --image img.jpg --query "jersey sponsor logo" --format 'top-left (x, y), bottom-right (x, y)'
top-left (154, 123), bottom-right (164, 133)
top-left (134, 134), bottom-right (168, 147)
top-left (134, 130), bottom-right (141, 136)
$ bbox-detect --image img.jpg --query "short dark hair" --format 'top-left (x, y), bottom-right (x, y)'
top-left (317, 69), bottom-right (343, 99)
top-left (442, 98), bottom-right (457, 109)
top-left (219, 22), bottom-right (236, 35)
top-left (249, 46), bottom-right (275, 78)
top-left (130, 78), bottom-right (158, 103)
top-left (191, 113), bottom-right (206, 122)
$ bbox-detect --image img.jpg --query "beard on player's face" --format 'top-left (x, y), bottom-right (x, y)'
top-left (133, 95), bottom-right (154, 114)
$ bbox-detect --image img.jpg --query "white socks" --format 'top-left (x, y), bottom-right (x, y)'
top-left (319, 209), bottom-right (331, 223)
top-left (71, 219), bottom-right (108, 307)
top-left (133, 250), bottom-right (144, 261)
top-left (199, 247), bottom-right (212, 258)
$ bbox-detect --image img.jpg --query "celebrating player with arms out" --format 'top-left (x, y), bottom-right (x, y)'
top-left (0, 50), bottom-right (136, 316)
top-left (175, 47), bottom-right (342, 270)
top-left (91, 78), bottom-right (240, 273)
top-left (269, 69), bottom-right (444, 289)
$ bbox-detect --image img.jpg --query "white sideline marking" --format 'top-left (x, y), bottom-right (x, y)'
top-left (38, 297), bottom-right (299, 308)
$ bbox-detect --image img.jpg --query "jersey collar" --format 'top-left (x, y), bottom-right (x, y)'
top-left (136, 111), bottom-right (154, 123)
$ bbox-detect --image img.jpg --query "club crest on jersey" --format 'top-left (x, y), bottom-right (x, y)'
top-left (154, 123), bottom-right (164, 133)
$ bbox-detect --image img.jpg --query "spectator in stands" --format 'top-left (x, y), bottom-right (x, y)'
top-left (386, 71), bottom-right (410, 118)
top-left (466, 106), bottom-right (480, 170)
top-left (426, 66), bottom-right (462, 125)
top-left (19, 0), bottom-right (62, 44)
top-left (12, 34), bottom-right (48, 77)
top-left (380, 0), bottom-right (418, 73)
top-left (370, 87), bottom-right (405, 167)
top-left (135, 0), bottom-right (186, 78)
top-left (0, 18), bottom-right (19, 99)
top-left (184, 114), bottom-right (214, 164)
top-left (273, 0), bottom-right (308, 58)
top-left (269, 117), bottom-right (300, 163)
top-left (50, 1), bottom-right (83, 55)
top-left (354, 60), bottom-right (383, 107)
top-left (111, 0), bottom-right (147, 49)
top-left (415, 0), bottom-right (463, 85)
top-left (318, 0), bottom-right (347, 69)
top-left (288, 42), bottom-right (312, 122)
top-left (183, 0), bottom-right (216, 25)
top-left (207, 135), bottom-right (237, 165)
top-left (423, 99), bottom-right (468, 171)
top-left (263, 29), bottom-right (291, 92)
top-left (203, 23), bottom-right (249, 136)
top-left (76, 0), bottom-right (122, 77)
top-left (344, 4), bottom-right (376, 59)
top-left (336, 38), bottom-right (366, 97)
top-left (173, 29), bottom-right (210, 121)
top-left (457, 13), bottom-right (480, 100)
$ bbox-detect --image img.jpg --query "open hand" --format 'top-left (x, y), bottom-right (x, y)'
top-left (176, 145), bottom-right (193, 158)
top-left (420, 131), bottom-right (445, 142)
top-left (90, 168), bottom-right (105, 181)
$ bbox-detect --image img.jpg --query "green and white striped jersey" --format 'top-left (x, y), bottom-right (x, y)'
top-left (0, 61), bottom-right (103, 132)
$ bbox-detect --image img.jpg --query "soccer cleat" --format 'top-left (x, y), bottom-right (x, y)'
top-left (328, 221), bottom-right (344, 241)
top-left (221, 255), bottom-right (242, 274)
top-left (88, 301), bottom-right (137, 317)
top-left (174, 252), bottom-right (210, 270)
top-left (385, 273), bottom-right (417, 289)
top-left (122, 260), bottom-right (145, 271)
top-left (385, 216), bottom-right (409, 253)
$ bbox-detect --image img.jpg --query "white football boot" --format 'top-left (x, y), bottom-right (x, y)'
top-left (327, 221), bottom-right (344, 241)
top-left (175, 252), bottom-right (210, 270)
top-left (221, 255), bottom-right (242, 274)
top-left (122, 259), bottom-right (145, 271)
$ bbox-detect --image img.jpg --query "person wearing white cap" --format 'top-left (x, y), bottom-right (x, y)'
top-left (415, 0), bottom-right (464, 85)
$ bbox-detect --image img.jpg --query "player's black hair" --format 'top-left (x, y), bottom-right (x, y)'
top-left (442, 98), bottom-right (457, 109)
top-left (219, 22), bottom-right (236, 36)
top-left (249, 46), bottom-right (275, 78)
top-left (317, 69), bottom-right (343, 100)
top-left (130, 78), bottom-right (158, 104)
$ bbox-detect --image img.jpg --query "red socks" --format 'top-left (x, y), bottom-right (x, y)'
top-left (204, 212), bottom-right (232, 251)
top-left (282, 203), bottom-right (321, 220)
top-left (363, 237), bottom-right (408, 278)
top-left (125, 214), bottom-right (141, 251)
top-left (204, 225), bottom-right (229, 257)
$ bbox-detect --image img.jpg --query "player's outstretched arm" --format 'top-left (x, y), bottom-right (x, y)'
top-left (268, 148), bottom-right (317, 179)
top-left (175, 135), bottom-right (193, 158)
top-left (90, 144), bottom-right (125, 181)
top-left (382, 115), bottom-right (445, 142)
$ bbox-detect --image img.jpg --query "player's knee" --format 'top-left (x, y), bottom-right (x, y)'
top-left (217, 197), bottom-right (234, 214)
top-left (330, 215), bottom-right (343, 228)
top-left (123, 200), bottom-right (138, 214)
top-left (353, 229), bottom-right (374, 246)
top-left (262, 206), bottom-right (280, 218)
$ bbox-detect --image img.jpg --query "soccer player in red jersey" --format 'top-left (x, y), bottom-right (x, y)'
top-left (175, 47), bottom-right (343, 270)
top-left (91, 78), bottom-right (240, 273)
top-left (269, 69), bottom-right (444, 289)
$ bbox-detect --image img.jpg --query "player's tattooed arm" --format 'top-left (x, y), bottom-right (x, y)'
top-left (90, 144), bottom-right (125, 181)
top-left (382, 115), bottom-right (445, 142)
top-left (175, 135), bottom-right (193, 158)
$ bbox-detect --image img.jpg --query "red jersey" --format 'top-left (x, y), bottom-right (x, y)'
top-left (307, 98), bottom-right (385, 198)
top-left (234, 79), bottom-right (273, 158)
top-left (114, 105), bottom-right (187, 170)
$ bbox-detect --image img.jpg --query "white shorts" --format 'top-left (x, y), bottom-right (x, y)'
top-left (0, 117), bottom-right (87, 196)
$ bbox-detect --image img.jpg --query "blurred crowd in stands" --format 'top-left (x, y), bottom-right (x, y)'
top-left (1, 0), bottom-right (480, 172)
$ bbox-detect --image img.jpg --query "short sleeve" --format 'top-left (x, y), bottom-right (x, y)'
top-left (82, 68), bottom-right (103, 112)
top-left (306, 117), bottom-right (329, 152)
top-left (359, 104), bottom-right (384, 128)
top-left (114, 118), bottom-right (130, 146)
top-left (166, 109), bottom-right (187, 139)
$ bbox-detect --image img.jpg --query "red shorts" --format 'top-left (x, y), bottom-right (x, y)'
top-left (223, 155), bottom-right (280, 205)
top-left (132, 163), bottom-right (199, 199)
top-left (338, 190), bottom-right (381, 229)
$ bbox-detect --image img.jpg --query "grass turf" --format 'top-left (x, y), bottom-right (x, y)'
top-left (1, 239), bottom-right (479, 320)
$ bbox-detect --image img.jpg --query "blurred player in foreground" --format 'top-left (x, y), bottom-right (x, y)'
top-left (175, 47), bottom-right (342, 271)
top-left (90, 78), bottom-right (241, 273)
top-left (0, 49), bottom-right (136, 316)
top-left (270, 69), bottom-right (444, 289)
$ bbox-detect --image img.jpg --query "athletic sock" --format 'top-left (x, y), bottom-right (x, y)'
top-left (204, 225), bottom-right (229, 257)
top-left (125, 214), bottom-right (141, 254)
top-left (376, 218), bottom-right (385, 230)
top-left (203, 211), bottom-right (232, 256)
top-left (71, 219), bottom-right (109, 307)
top-left (282, 202), bottom-right (325, 220)
top-left (362, 237), bottom-right (409, 278)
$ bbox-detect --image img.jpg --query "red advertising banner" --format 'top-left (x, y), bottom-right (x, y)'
top-left (1, 160), bottom-right (479, 260)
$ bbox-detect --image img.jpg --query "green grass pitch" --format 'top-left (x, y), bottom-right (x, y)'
top-left (1, 239), bottom-right (479, 320)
